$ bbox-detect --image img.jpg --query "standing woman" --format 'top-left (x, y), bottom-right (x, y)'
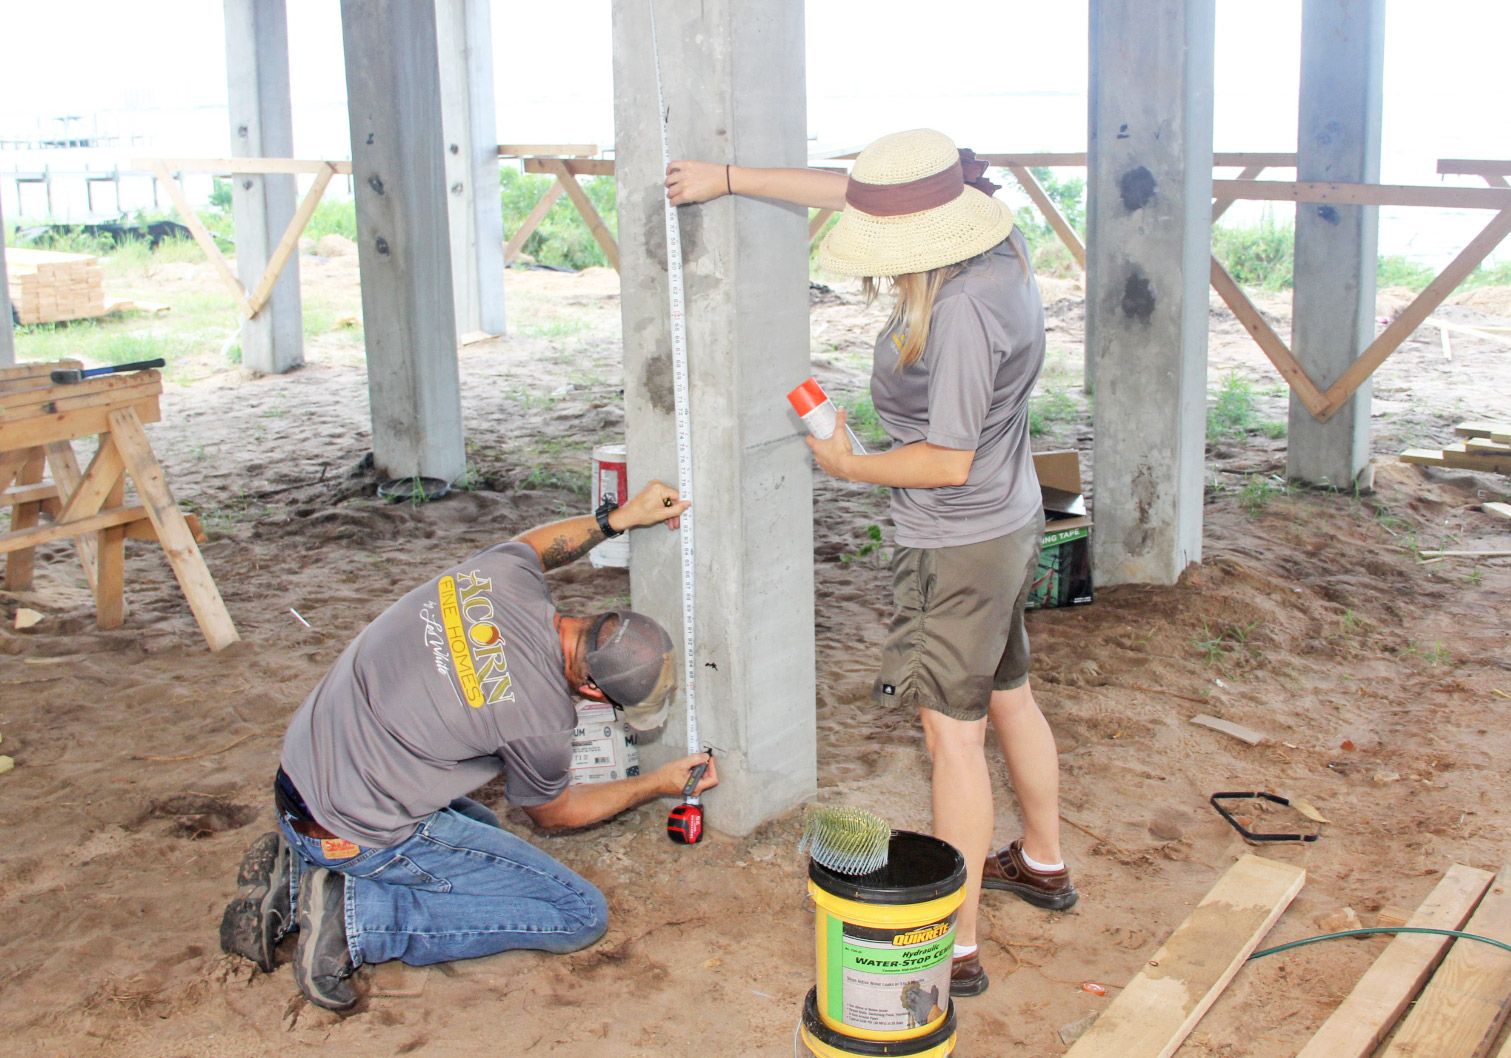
top-left (667, 129), bottom-right (1075, 998)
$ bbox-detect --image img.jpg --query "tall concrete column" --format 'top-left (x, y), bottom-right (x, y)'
top-left (0, 194), bottom-right (14, 367)
top-left (1086, 0), bottom-right (1215, 587)
top-left (1288, 0), bottom-right (1385, 488)
top-left (340, 0), bottom-right (466, 484)
top-left (436, 0), bottom-right (506, 337)
top-left (224, 0), bottom-right (303, 375)
top-left (612, 0), bottom-right (816, 835)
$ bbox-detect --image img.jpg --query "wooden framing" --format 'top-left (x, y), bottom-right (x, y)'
top-left (131, 157), bottom-right (351, 320)
top-left (957, 154), bottom-right (1511, 425)
top-left (0, 361), bottom-right (236, 651)
top-left (1296, 863), bottom-right (1495, 1058)
top-left (500, 152), bottom-right (621, 269)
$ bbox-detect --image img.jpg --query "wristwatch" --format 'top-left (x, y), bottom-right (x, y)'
top-left (595, 496), bottom-right (624, 538)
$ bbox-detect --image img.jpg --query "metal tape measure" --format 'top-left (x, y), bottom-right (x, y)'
top-left (650, 0), bottom-right (704, 842)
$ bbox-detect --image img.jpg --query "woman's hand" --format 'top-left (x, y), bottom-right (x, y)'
top-left (666, 160), bottom-right (730, 205)
top-left (805, 407), bottom-right (857, 480)
top-left (612, 479), bottom-right (690, 532)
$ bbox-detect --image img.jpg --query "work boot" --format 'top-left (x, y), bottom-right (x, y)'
top-left (219, 831), bottom-right (293, 972)
top-left (982, 839), bottom-right (1078, 911)
top-left (294, 867), bottom-right (357, 1012)
top-left (950, 951), bottom-right (989, 997)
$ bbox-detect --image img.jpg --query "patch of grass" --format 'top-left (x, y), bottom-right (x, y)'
top-left (1403, 640), bottom-right (1452, 666)
top-left (1028, 387), bottom-right (1079, 437)
top-left (1376, 255), bottom-right (1436, 290)
top-left (516, 316), bottom-right (587, 339)
top-left (304, 198), bottom-right (358, 243)
top-left (839, 524), bottom-right (888, 566)
top-left (518, 465), bottom-right (591, 497)
top-left (1207, 373), bottom-right (1284, 442)
top-left (1192, 619), bottom-right (1263, 669)
top-left (1237, 474), bottom-right (1287, 513)
top-left (845, 395), bottom-right (890, 448)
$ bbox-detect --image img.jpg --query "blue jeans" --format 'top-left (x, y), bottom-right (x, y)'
top-left (277, 797), bottom-right (608, 967)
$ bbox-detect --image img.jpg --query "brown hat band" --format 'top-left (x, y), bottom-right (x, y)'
top-left (845, 158), bottom-right (965, 218)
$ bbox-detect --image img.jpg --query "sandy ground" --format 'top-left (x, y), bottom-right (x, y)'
top-left (2, 252), bottom-right (1509, 1057)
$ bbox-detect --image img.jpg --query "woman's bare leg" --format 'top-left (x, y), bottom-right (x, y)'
top-left (919, 708), bottom-right (992, 947)
top-left (987, 681), bottom-right (1062, 865)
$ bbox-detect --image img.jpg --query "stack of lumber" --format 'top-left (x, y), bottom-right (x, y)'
top-left (5, 247), bottom-right (107, 325)
top-left (1401, 421), bottom-right (1511, 475)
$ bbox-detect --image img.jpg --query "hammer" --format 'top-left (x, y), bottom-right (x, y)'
top-left (50, 358), bottom-right (166, 385)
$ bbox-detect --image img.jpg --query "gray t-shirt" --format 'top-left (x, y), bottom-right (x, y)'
top-left (280, 541), bottom-right (574, 847)
top-left (870, 230), bottom-right (1046, 548)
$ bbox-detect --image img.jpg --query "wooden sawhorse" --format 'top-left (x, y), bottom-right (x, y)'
top-left (0, 360), bottom-right (238, 651)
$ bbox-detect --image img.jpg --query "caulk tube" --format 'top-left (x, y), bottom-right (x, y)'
top-left (786, 378), bottom-right (868, 455)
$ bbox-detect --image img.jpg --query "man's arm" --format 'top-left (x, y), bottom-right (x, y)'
top-left (512, 479), bottom-right (689, 572)
top-left (524, 752), bottom-right (717, 830)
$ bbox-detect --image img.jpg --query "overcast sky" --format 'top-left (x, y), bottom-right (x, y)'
top-left (1, 1), bottom-right (1506, 163)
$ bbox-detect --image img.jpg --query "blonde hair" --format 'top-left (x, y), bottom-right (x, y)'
top-left (864, 239), bottom-right (1026, 368)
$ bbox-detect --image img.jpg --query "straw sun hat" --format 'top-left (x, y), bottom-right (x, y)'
top-left (818, 128), bottom-right (1014, 278)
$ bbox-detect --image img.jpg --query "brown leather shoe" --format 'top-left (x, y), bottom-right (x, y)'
top-left (950, 951), bottom-right (989, 997)
top-left (983, 839), bottom-right (1078, 910)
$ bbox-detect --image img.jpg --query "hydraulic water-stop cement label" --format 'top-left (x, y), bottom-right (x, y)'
top-left (827, 914), bottom-right (956, 1032)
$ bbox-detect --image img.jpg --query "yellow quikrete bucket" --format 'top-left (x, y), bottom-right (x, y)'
top-left (807, 830), bottom-right (966, 1048)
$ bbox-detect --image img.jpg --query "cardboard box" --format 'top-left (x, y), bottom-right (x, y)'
top-left (1027, 450), bottom-right (1093, 610)
top-left (569, 705), bottom-right (640, 786)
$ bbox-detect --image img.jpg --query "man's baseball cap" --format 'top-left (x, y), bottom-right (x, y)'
top-left (585, 611), bottom-right (676, 731)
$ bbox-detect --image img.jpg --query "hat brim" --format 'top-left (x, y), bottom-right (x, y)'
top-left (818, 187), bottom-right (1014, 278)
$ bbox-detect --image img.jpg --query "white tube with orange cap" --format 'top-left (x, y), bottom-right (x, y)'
top-left (787, 378), bottom-right (869, 455)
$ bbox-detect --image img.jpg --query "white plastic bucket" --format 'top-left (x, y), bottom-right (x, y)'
top-left (590, 443), bottom-right (629, 568)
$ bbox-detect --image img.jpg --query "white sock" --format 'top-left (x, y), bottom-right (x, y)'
top-left (953, 943), bottom-right (977, 960)
top-left (1021, 848), bottom-right (1065, 873)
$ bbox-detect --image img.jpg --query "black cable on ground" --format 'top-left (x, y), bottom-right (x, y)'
top-left (1249, 926), bottom-right (1511, 961)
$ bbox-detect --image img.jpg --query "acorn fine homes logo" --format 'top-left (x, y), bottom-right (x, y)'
top-left (435, 571), bottom-right (516, 708)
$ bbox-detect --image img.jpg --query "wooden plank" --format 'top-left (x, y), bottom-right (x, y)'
top-left (0, 504), bottom-right (148, 554)
top-left (124, 511), bottom-right (204, 544)
top-left (808, 208), bottom-right (836, 241)
top-left (0, 359), bottom-right (80, 385)
top-left (1485, 502), bottom-right (1511, 521)
top-left (0, 400), bottom-right (160, 453)
top-left (1189, 713), bottom-right (1266, 746)
top-left (1466, 438), bottom-right (1511, 454)
top-left (1064, 855), bottom-right (1306, 1058)
top-left (1380, 863), bottom-right (1511, 1058)
top-left (540, 159), bottom-right (620, 272)
top-left (1321, 209), bottom-right (1511, 420)
top-left (497, 143), bottom-right (596, 158)
top-left (1006, 163), bottom-right (1086, 268)
top-left (1213, 164), bottom-right (1266, 222)
top-left (95, 471), bottom-right (125, 628)
top-left (107, 407), bottom-right (238, 651)
top-left (1208, 258), bottom-right (1331, 417)
top-left (55, 434), bottom-right (126, 527)
top-left (246, 162), bottom-right (335, 316)
top-left (1438, 159), bottom-right (1511, 179)
top-left (1296, 863), bottom-right (1495, 1058)
top-left (0, 481), bottom-right (58, 506)
top-left (504, 179), bottom-right (566, 264)
top-left (1455, 422), bottom-right (1511, 440)
top-left (45, 439), bottom-right (98, 590)
top-left (150, 161), bottom-right (255, 319)
top-left (1214, 179), bottom-right (1511, 211)
top-left (522, 157), bottom-right (616, 178)
top-left (4, 449), bottom-right (45, 589)
top-left (132, 157), bottom-right (352, 175)
top-left (0, 369), bottom-right (160, 412)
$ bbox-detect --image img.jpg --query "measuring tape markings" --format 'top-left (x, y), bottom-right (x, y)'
top-left (649, 1), bottom-right (703, 800)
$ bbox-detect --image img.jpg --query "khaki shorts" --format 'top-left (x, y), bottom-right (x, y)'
top-left (874, 515), bottom-right (1044, 722)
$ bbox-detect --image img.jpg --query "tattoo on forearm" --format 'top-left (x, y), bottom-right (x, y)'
top-left (541, 529), bottom-right (602, 570)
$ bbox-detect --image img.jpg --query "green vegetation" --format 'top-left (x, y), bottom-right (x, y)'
top-left (840, 524), bottom-right (888, 566)
top-left (844, 394), bottom-right (890, 448)
top-left (1237, 474), bottom-right (1287, 513)
top-left (1193, 618), bottom-right (1262, 669)
top-left (1028, 387), bottom-right (1079, 437)
top-left (1207, 372), bottom-right (1285, 443)
top-left (1011, 167), bottom-right (1085, 280)
top-left (499, 167), bottom-right (616, 271)
top-left (1213, 218), bottom-right (1293, 291)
